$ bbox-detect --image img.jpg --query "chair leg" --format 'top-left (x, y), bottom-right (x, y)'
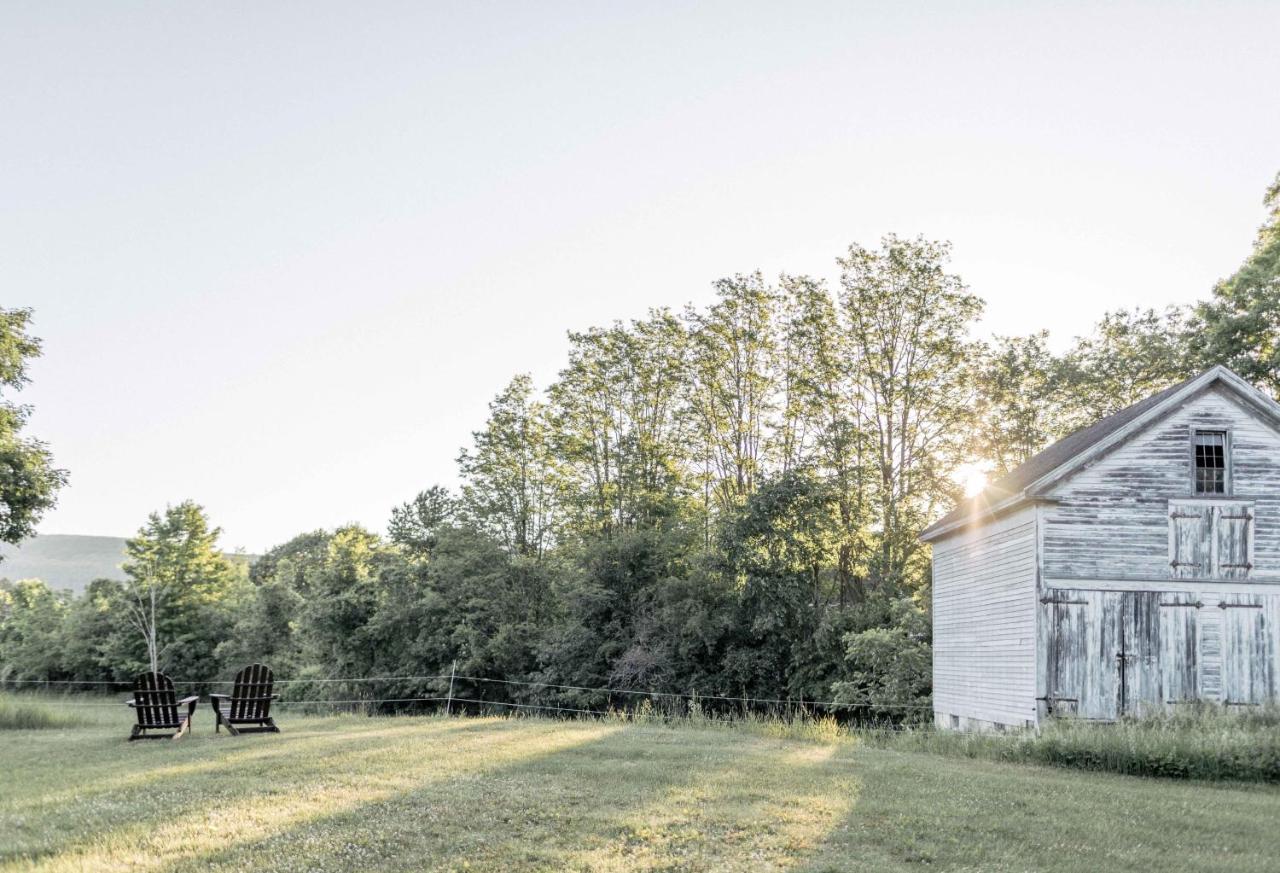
top-left (129, 724), bottom-right (142, 741)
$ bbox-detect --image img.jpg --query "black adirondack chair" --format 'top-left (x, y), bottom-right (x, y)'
top-left (210, 663), bottom-right (280, 735)
top-left (126, 671), bottom-right (199, 741)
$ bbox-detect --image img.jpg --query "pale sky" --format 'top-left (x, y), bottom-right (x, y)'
top-left (3, 2), bottom-right (1277, 552)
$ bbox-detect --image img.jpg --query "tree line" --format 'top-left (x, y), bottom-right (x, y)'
top-left (2, 174), bottom-right (1277, 721)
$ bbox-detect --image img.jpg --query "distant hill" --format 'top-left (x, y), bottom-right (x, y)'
top-left (0, 534), bottom-right (254, 595)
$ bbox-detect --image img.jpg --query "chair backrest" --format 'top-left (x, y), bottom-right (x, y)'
top-left (132, 671), bottom-right (180, 728)
top-left (230, 663), bottom-right (274, 720)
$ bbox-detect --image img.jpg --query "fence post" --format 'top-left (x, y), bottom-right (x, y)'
top-left (446, 660), bottom-right (456, 716)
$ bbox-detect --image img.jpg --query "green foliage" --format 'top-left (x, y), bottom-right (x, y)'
top-left (974, 332), bottom-right (1062, 474)
top-left (459, 376), bottom-right (562, 559)
top-left (839, 235), bottom-right (984, 590)
top-left (834, 597), bottom-right (931, 720)
top-left (1057, 306), bottom-right (1194, 425)
top-left (0, 579), bottom-right (68, 681)
top-left (0, 308), bottom-right (66, 549)
top-left (120, 500), bottom-right (246, 677)
top-left (1194, 172), bottom-right (1280, 395)
top-left (387, 486), bottom-right (455, 556)
top-left (6, 200), bottom-right (1280, 728)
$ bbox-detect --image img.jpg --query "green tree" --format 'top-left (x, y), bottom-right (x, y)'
top-left (549, 311), bottom-right (690, 538)
top-left (718, 470), bottom-right (841, 699)
top-left (839, 235), bottom-right (983, 591)
top-left (1193, 172), bottom-right (1280, 395)
top-left (974, 332), bottom-right (1063, 475)
top-left (0, 308), bottom-right (67, 549)
top-left (833, 596), bottom-right (932, 722)
top-left (685, 273), bottom-right (781, 519)
top-left (0, 578), bottom-right (68, 680)
top-left (121, 501), bottom-right (244, 676)
top-left (388, 486), bottom-right (456, 556)
top-left (459, 376), bottom-right (562, 560)
top-left (61, 578), bottom-right (129, 683)
top-left (1057, 307), bottom-right (1192, 428)
top-left (295, 525), bottom-right (392, 680)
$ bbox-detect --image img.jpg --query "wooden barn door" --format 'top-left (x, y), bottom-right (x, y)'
top-left (1048, 590), bottom-right (1195, 719)
top-left (1045, 589), bottom-right (1120, 720)
top-left (1118, 592), bottom-right (1162, 716)
top-left (1220, 594), bottom-right (1276, 706)
top-left (1158, 597), bottom-right (1201, 705)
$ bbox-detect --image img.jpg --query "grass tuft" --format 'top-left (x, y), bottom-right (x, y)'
top-left (0, 694), bottom-right (89, 731)
top-left (862, 703), bottom-right (1280, 782)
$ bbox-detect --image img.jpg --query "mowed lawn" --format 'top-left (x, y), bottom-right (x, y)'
top-left (2, 708), bottom-right (1279, 872)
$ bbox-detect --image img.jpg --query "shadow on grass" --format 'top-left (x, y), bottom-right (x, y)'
top-left (153, 723), bottom-right (860, 872)
top-left (0, 716), bottom-right (548, 868)
top-left (2, 717), bottom-right (461, 814)
top-left (797, 746), bottom-right (1280, 873)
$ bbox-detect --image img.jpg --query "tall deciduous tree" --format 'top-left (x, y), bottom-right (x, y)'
top-left (0, 308), bottom-right (66, 549)
top-left (1057, 307), bottom-right (1192, 428)
top-left (388, 486), bottom-right (456, 557)
top-left (686, 273), bottom-right (781, 517)
top-left (549, 311), bottom-right (689, 537)
top-left (459, 376), bottom-right (562, 560)
top-left (1194, 172), bottom-right (1280, 395)
top-left (122, 501), bottom-right (243, 675)
top-left (838, 235), bottom-right (983, 591)
top-left (974, 332), bottom-right (1062, 475)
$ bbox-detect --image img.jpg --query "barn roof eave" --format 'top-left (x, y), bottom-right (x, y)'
top-left (919, 366), bottom-right (1280, 545)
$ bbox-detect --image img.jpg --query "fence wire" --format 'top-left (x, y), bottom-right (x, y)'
top-left (1, 672), bottom-right (932, 713)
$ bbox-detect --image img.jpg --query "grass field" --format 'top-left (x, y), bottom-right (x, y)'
top-left (2, 701), bottom-right (1279, 872)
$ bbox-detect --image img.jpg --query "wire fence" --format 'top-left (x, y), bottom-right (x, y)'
top-left (0, 670), bottom-right (933, 720)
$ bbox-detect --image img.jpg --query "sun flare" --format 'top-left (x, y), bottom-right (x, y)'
top-left (954, 463), bottom-right (990, 498)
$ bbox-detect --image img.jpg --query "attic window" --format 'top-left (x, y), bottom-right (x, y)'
top-left (1193, 430), bottom-right (1228, 494)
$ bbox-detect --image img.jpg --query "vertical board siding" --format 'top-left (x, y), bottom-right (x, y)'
top-left (1219, 594), bottom-right (1278, 705)
top-left (1043, 386), bottom-right (1280, 581)
top-left (1159, 598), bottom-right (1200, 703)
top-left (1044, 589), bottom-right (1118, 720)
top-left (932, 507), bottom-right (1037, 727)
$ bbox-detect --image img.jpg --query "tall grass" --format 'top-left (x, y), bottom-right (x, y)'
top-left (0, 693), bottom-right (90, 730)
top-left (863, 704), bottom-right (1280, 782)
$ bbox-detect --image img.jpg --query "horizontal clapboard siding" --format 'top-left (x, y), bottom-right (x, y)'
top-left (932, 506), bottom-right (1038, 727)
top-left (1043, 385), bottom-right (1280, 581)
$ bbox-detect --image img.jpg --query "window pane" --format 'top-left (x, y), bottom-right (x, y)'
top-left (1194, 431), bottom-right (1226, 494)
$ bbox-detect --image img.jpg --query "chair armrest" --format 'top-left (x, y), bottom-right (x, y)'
top-left (209, 693), bottom-right (229, 701)
top-left (126, 698), bottom-right (137, 707)
top-left (177, 695), bottom-right (200, 705)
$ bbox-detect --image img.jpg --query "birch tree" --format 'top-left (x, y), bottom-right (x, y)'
top-left (121, 501), bottom-right (240, 675)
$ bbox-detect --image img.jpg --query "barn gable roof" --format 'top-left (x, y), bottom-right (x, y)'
top-left (919, 365), bottom-right (1280, 543)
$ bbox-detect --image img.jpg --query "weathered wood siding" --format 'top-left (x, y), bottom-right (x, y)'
top-left (932, 506), bottom-right (1038, 728)
top-left (1042, 384), bottom-right (1280, 581)
top-left (1039, 383), bottom-right (1280, 714)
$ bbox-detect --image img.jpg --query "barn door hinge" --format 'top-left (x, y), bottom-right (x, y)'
top-left (1160, 600), bottom-right (1203, 608)
top-left (1169, 511), bottom-right (1204, 519)
top-left (1219, 601), bottom-right (1264, 609)
top-left (1220, 513), bottom-right (1254, 522)
top-left (1220, 562), bottom-right (1253, 570)
top-left (1040, 597), bottom-right (1087, 605)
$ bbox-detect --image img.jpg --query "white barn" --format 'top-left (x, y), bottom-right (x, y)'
top-left (922, 365), bottom-right (1280, 730)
